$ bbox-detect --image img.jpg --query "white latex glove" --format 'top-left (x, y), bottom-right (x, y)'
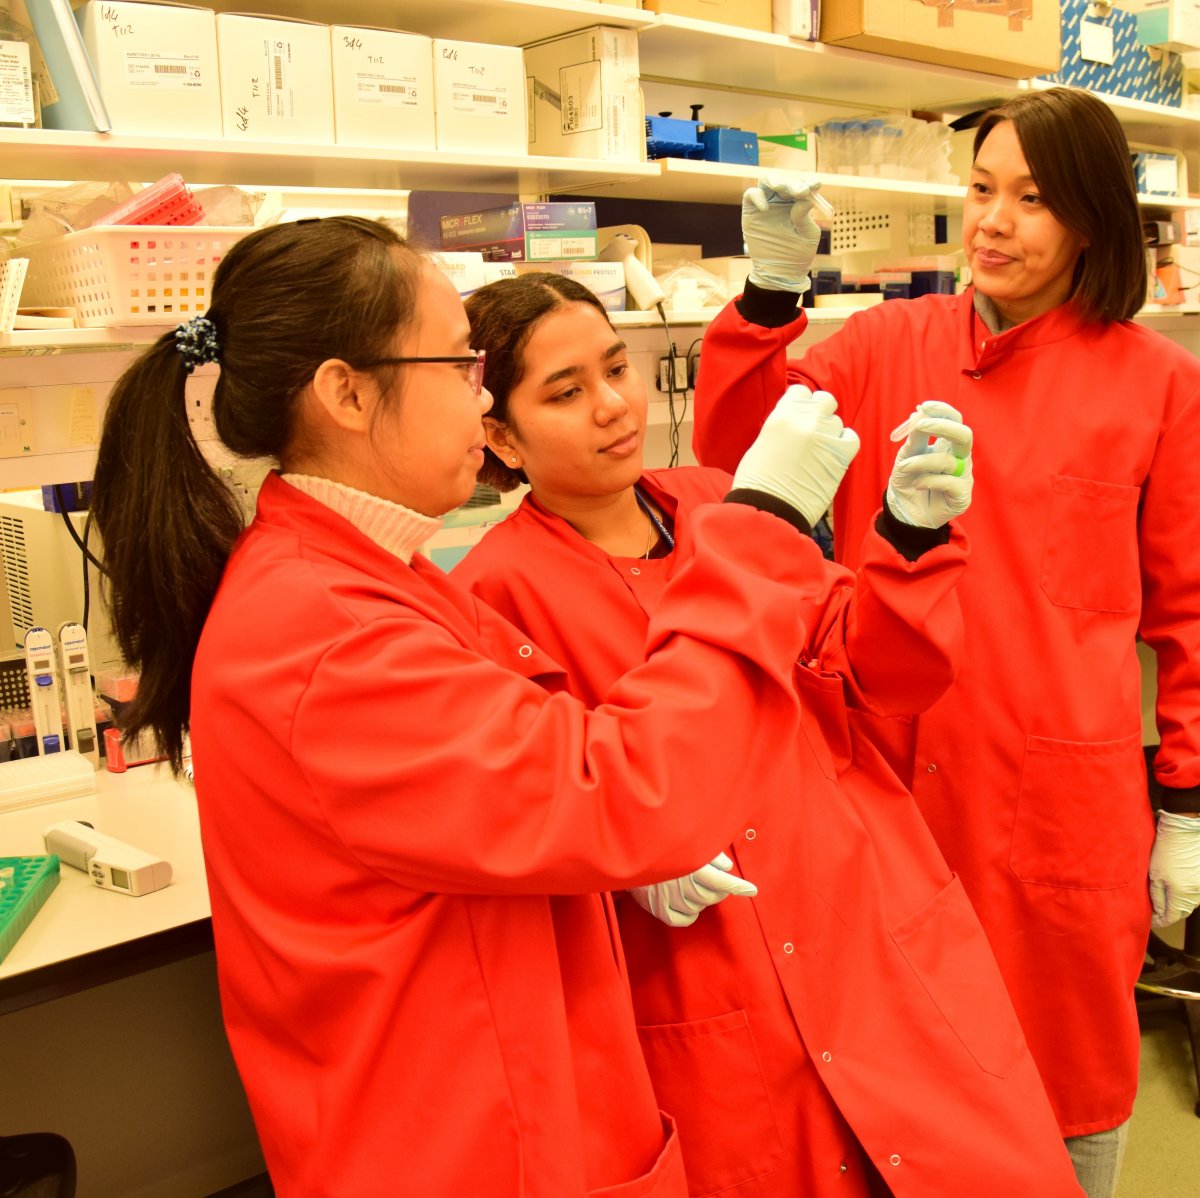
top-left (742, 175), bottom-right (824, 294)
top-left (732, 385), bottom-right (861, 527)
top-left (629, 852), bottom-right (758, 929)
top-left (1149, 811), bottom-right (1200, 928)
top-left (886, 400), bottom-right (974, 529)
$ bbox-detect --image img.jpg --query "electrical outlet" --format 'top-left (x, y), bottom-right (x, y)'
top-left (657, 354), bottom-right (689, 392)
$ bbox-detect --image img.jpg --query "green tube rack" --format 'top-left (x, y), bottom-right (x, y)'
top-left (0, 855), bottom-right (61, 965)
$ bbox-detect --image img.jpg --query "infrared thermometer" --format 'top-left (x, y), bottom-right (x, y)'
top-left (43, 819), bottom-right (173, 896)
top-left (57, 622), bottom-right (99, 768)
top-left (24, 627), bottom-right (64, 755)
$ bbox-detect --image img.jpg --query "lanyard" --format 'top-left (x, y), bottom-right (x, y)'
top-left (634, 486), bottom-right (675, 553)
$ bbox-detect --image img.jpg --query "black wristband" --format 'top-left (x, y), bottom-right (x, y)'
top-left (1159, 784), bottom-right (1200, 815)
top-left (736, 279), bottom-right (805, 329)
top-left (725, 489), bottom-right (814, 537)
top-left (876, 493), bottom-right (951, 562)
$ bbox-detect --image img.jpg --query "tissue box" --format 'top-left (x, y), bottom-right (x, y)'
top-left (524, 25), bottom-right (642, 161)
top-left (330, 26), bottom-right (435, 149)
top-left (216, 12), bottom-right (334, 142)
top-left (820, 0), bottom-right (1061, 78)
top-left (515, 261), bottom-right (626, 311)
top-left (1041, 0), bottom-right (1183, 106)
top-left (432, 39), bottom-right (526, 155)
top-left (440, 202), bottom-right (598, 263)
top-left (77, 2), bottom-right (222, 138)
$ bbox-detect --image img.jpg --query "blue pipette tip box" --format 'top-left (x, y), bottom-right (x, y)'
top-left (0, 854), bottom-right (61, 965)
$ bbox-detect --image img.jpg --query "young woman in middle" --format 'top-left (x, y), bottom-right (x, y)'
top-left (454, 273), bottom-right (1084, 1198)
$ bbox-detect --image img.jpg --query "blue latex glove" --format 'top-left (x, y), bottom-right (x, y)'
top-left (1149, 811), bottom-right (1200, 928)
top-left (629, 853), bottom-right (757, 928)
top-left (742, 175), bottom-right (824, 294)
top-left (886, 400), bottom-right (974, 528)
top-left (733, 385), bottom-right (860, 527)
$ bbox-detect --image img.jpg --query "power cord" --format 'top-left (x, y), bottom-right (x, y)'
top-left (655, 303), bottom-right (692, 467)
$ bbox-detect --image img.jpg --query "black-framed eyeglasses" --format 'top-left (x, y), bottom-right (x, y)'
top-left (354, 350), bottom-right (486, 396)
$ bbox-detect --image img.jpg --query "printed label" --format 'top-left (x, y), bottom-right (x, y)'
top-left (559, 61), bottom-right (602, 135)
top-left (262, 38), bottom-right (295, 120)
top-left (355, 71), bottom-right (420, 108)
top-left (123, 51), bottom-right (205, 89)
top-left (0, 41), bottom-right (34, 124)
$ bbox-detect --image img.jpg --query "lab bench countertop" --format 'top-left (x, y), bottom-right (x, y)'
top-left (0, 762), bottom-right (213, 1013)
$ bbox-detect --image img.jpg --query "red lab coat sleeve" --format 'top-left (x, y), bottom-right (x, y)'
top-left (291, 505), bottom-right (816, 896)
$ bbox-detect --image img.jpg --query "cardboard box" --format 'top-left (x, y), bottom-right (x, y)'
top-left (440, 201), bottom-right (598, 263)
top-left (524, 26), bottom-right (642, 162)
top-left (1136, 0), bottom-right (1200, 52)
top-left (432, 39), bottom-right (525, 155)
top-left (819, 0), bottom-right (1062, 78)
top-left (76, 2), bottom-right (221, 138)
top-left (1041, 0), bottom-right (1183, 106)
top-left (431, 251), bottom-right (486, 298)
top-left (216, 12), bottom-right (334, 142)
top-left (514, 260), bottom-right (627, 311)
top-left (773, 0), bottom-right (820, 38)
top-left (641, 0), bottom-right (772, 32)
top-left (330, 25), bottom-right (434, 149)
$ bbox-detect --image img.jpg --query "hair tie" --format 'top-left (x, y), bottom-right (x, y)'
top-left (174, 315), bottom-right (221, 373)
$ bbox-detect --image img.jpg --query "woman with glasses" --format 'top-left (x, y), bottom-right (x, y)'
top-left (453, 271), bottom-right (1083, 1197)
top-left (91, 216), bottom-right (868, 1197)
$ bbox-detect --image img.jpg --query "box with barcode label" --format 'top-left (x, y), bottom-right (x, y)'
top-left (523, 26), bottom-right (641, 161)
top-left (331, 25), bottom-right (434, 149)
top-left (216, 12), bottom-right (334, 143)
top-left (77, 2), bottom-right (221, 138)
top-left (440, 201), bottom-right (597, 262)
top-left (432, 39), bottom-right (525, 155)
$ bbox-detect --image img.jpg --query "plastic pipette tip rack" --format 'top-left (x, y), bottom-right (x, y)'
top-left (0, 855), bottom-right (61, 965)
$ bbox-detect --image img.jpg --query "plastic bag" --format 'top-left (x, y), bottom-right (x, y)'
top-left (654, 261), bottom-right (732, 312)
top-left (15, 180), bottom-right (136, 245)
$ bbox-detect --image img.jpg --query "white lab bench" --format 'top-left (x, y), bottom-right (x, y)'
top-left (0, 765), bottom-right (266, 1198)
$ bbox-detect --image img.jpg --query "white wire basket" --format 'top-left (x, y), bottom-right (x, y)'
top-left (17, 225), bottom-right (251, 327)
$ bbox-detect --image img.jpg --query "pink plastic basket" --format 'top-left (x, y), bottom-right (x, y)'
top-left (18, 225), bottom-right (250, 327)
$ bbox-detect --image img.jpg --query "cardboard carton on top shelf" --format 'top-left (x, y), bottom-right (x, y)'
top-left (819, 0), bottom-right (1062, 79)
top-left (432, 38), bottom-right (526, 155)
top-left (330, 25), bottom-right (435, 150)
top-left (216, 12), bottom-right (334, 143)
top-left (76, 1), bottom-right (221, 139)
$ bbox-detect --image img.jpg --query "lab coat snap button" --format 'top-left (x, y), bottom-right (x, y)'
top-left (745, 828), bottom-right (757, 840)
top-left (783, 942), bottom-right (795, 954)
top-left (518, 645), bottom-right (533, 658)
top-left (890, 1155), bottom-right (902, 1167)
top-left (839, 1163), bottom-right (848, 1174)
top-left (926, 762), bottom-right (937, 772)
top-left (822, 1051), bottom-right (832, 1062)
top-left (971, 371), bottom-right (982, 380)
top-left (630, 566), bottom-right (642, 575)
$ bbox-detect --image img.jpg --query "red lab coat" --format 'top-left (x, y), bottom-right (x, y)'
top-left (189, 473), bottom-right (832, 1198)
top-left (454, 466), bottom-right (1083, 1198)
top-left (693, 288), bottom-right (1200, 1134)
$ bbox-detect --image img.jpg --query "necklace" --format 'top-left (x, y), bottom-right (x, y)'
top-left (634, 486), bottom-right (675, 559)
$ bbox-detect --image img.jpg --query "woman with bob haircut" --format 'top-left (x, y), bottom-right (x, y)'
top-left (690, 84), bottom-right (1200, 1198)
top-left (90, 214), bottom-right (874, 1197)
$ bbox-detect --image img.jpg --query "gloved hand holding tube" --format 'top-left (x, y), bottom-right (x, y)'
top-left (732, 385), bottom-right (861, 527)
top-left (886, 400), bottom-right (974, 529)
top-left (629, 852), bottom-right (758, 929)
top-left (742, 175), bottom-right (832, 295)
top-left (1149, 811), bottom-right (1200, 928)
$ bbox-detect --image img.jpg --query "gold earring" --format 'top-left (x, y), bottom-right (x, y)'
top-left (509, 457), bottom-right (519, 466)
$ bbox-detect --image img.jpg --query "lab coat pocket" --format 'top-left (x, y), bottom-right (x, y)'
top-left (587, 1114), bottom-right (688, 1198)
top-left (636, 1009), bottom-right (783, 1197)
top-left (1040, 476), bottom-right (1140, 613)
top-left (1009, 730), bottom-right (1148, 889)
top-left (891, 875), bottom-right (1026, 1079)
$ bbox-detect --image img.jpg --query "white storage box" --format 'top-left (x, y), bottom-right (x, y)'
top-left (431, 251), bottom-right (487, 298)
top-left (216, 12), bottom-right (334, 143)
top-left (17, 225), bottom-right (250, 326)
top-left (432, 39), bottom-right (526, 155)
top-left (330, 25), bottom-right (435, 149)
top-left (523, 25), bottom-right (642, 162)
top-left (76, 1), bottom-right (222, 139)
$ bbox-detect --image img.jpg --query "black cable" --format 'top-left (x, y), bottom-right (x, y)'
top-left (53, 484), bottom-right (106, 573)
top-left (656, 302), bottom-right (683, 467)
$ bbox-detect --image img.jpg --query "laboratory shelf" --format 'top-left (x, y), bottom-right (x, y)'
top-left (638, 15), bottom-right (1023, 113)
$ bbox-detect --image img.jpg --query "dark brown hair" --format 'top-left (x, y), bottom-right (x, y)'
top-left (972, 87), bottom-right (1146, 322)
top-left (464, 273), bottom-right (611, 491)
top-left (91, 216), bottom-right (423, 770)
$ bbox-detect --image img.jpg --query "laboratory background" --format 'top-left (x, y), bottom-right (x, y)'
top-left (0, 0), bottom-right (1197, 1195)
